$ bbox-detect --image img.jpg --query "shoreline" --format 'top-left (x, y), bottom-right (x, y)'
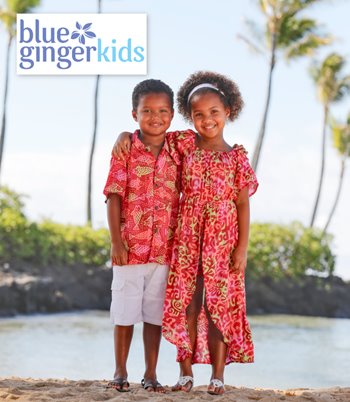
top-left (0, 378), bottom-right (349, 401)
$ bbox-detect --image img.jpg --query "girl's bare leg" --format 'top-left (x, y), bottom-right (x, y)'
top-left (173, 274), bottom-right (203, 391)
top-left (206, 308), bottom-right (227, 395)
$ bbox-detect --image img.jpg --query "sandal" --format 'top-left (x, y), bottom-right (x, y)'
top-left (106, 377), bottom-right (130, 392)
top-left (141, 378), bottom-right (166, 393)
top-left (207, 378), bottom-right (225, 395)
top-left (172, 375), bottom-right (194, 392)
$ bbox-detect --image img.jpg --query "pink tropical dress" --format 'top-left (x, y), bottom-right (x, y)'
top-left (162, 131), bottom-right (258, 365)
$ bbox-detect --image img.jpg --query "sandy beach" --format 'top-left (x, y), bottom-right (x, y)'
top-left (0, 378), bottom-right (349, 402)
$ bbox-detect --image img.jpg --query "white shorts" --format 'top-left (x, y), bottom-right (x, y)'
top-left (110, 263), bottom-right (169, 326)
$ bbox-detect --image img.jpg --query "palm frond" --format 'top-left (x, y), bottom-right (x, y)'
top-left (0, 9), bottom-right (16, 35)
top-left (330, 114), bottom-right (350, 157)
top-left (258, 0), bottom-right (272, 15)
top-left (278, 17), bottom-right (317, 46)
top-left (333, 76), bottom-right (350, 102)
top-left (0, 0), bottom-right (40, 35)
top-left (284, 33), bottom-right (332, 59)
top-left (311, 53), bottom-right (350, 104)
top-left (7, 0), bottom-right (41, 14)
top-left (243, 18), bottom-right (266, 45)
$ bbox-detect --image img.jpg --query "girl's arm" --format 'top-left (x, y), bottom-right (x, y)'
top-left (106, 194), bottom-right (128, 266)
top-left (113, 132), bottom-right (132, 159)
top-left (232, 186), bottom-right (250, 273)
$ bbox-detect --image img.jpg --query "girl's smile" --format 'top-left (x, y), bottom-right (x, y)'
top-left (190, 92), bottom-right (230, 141)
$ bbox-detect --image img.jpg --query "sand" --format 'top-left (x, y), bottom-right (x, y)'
top-left (0, 378), bottom-right (349, 402)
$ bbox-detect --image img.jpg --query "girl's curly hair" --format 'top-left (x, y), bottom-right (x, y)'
top-left (177, 71), bottom-right (244, 122)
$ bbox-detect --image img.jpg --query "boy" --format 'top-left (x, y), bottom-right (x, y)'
top-left (103, 79), bottom-right (186, 392)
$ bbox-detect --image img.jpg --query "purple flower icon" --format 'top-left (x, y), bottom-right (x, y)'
top-left (71, 22), bottom-right (96, 44)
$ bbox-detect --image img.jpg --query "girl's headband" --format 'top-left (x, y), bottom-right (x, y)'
top-left (187, 83), bottom-right (225, 103)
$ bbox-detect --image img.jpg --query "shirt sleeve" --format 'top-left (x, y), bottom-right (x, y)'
top-left (103, 154), bottom-right (127, 199)
top-left (233, 145), bottom-right (259, 198)
top-left (166, 129), bottom-right (196, 164)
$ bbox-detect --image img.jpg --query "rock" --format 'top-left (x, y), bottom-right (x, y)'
top-left (246, 275), bottom-right (350, 318)
top-left (0, 263), bottom-right (112, 317)
top-left (1, 263), bottom-right (350, 318)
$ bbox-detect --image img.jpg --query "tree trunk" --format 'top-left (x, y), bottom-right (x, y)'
top-left (0, 35), bottom-right (13, 183)
top-left (310, 104), bottom-right (328, 228)
top-left (322, 155), bottom-right (347, 235)
top-left (87, 0), bottom-right (102, 225)
top-left (87, 75), bottom-right (100, 225)
top-left (251, 33), bottom-right (276, 172)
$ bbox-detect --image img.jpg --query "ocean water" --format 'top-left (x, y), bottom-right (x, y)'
top-left (0, 311), bottom-right (349, 389)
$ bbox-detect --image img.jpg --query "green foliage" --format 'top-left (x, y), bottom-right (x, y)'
top-left (0, 0), bottom-right (41, 37)
top-left (310, 53), bottom-right (350, 105)
top-left (248, 221), bottom-right (335, 278)
top-left (330, 112), bottom-right (350, 157)
top-left (245, 0), bottom-right (331, 60)
top-left (0, 188), bottom-right (336, 277)
top-left (0, 187), bottom-right (110, 267)
top-left (0, 185), bottom-right (26, 216)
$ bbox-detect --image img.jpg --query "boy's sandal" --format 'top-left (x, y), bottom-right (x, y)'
top-left (141, 378), bottom-right (166, 393)
top-left (172, 375), bottom-right (194, 392)
top-left (106, 378), bottom-right (130, 392)
top-left (207, 378), bottom-right (225, 395)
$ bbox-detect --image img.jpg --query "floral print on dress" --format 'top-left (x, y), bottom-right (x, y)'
top-left (162, 131), bottom-right (258, 364)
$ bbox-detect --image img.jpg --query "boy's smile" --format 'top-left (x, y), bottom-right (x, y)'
top-left (132, 93), bottom-right (174, 140)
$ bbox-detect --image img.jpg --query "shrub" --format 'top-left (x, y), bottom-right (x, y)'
top-left (248, 221), bottom-right (335, 278)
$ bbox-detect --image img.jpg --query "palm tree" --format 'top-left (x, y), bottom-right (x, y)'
top-left (322, 113), bottom-right (350, 235)
top-left (0, 0), bottom-right (40, 182)
top-left (87, 0), bottom-right (101, 225)
top-left (239, 0), bottom-right (331, 172)
top-left (309, 53), bottom-right (350, 228)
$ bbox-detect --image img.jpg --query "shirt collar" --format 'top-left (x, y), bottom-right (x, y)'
top-left (132, 129), bottom-right (171, 155)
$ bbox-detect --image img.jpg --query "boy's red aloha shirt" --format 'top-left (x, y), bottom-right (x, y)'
top-left (103, 130), bottom-right (187, 265)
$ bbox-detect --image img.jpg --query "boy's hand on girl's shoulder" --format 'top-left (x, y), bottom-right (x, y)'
top-left (231, 246), bottom-right (247, 274)
top-left (112, 132), bottom-right (132, 160)
top-left (110, 241), bottom-right (128, 266)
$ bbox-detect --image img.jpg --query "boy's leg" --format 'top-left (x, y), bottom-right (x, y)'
top-left (109, 265), bottom-right (143, 391)
top-left (143, 322), bottom-right (164, 392)
top-left (173, 273), bottom-right (203, 391)
top-left (142, 264), bottom-right (169, 392)
top-left (114, 325), bottom-right (134, 378)
top-left (108, 325), bottom-right (133, 391)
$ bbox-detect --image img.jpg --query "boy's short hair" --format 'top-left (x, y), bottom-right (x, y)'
top-left (132, 79), bottom-right (174, 111)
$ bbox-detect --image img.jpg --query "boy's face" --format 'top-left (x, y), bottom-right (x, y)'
top-left (132, 93), bottom-right (174, 138)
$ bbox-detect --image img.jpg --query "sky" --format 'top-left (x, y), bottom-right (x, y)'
top-left (0, 0), bottom-right (349, 279)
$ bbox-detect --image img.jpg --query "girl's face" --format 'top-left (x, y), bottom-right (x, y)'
top-left (190, 91), bottom-right (230, 140)
top-left (132, 92), bottom-right (174, 138)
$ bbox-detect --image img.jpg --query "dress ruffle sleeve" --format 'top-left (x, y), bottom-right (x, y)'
top-left (166, 129), bottom-right (196, 165)
top-left (103, 153), bottom-right (128, 200)
top-left (233, 145), bottom-right (258, 199)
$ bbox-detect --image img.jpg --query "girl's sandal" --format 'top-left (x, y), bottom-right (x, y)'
top-left (172, 375), bottom-right (194, 392)
top-left (207, 378), bottom-right (225, 395)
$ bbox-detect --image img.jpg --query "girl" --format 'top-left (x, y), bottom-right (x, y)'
top-left (162, 71), bottom-right (258, 396)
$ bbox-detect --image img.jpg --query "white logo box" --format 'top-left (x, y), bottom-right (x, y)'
top-left (16, 14), bottom-right (147, 75)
